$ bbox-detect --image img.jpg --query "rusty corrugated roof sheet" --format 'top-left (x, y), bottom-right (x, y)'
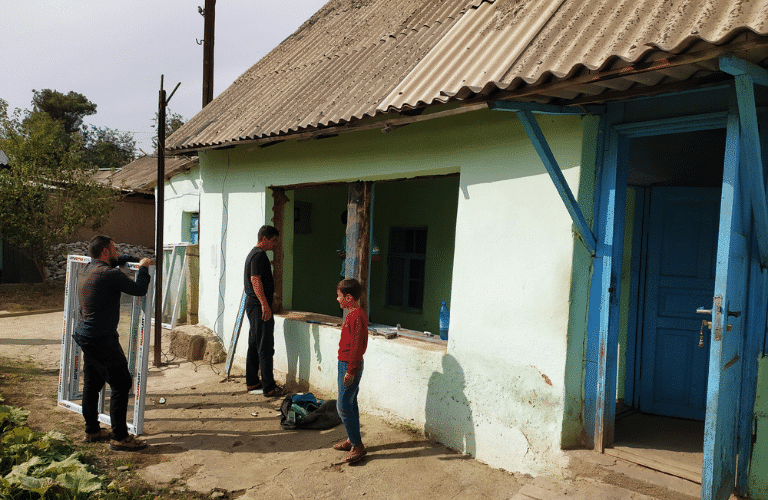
top-left (167, 0), bottom-right (768, 152)
top-left (94, 156), bottom-right (198, 194)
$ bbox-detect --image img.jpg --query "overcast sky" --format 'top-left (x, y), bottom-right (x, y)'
top-left (3, 1), bottom-right (328, 154)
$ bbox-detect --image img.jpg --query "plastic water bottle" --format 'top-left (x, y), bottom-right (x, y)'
top-left (439, 301), bottom-right (450, 340)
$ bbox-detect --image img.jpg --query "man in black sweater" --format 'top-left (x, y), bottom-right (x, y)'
top-left (73, 235), bottom-right (154, 450)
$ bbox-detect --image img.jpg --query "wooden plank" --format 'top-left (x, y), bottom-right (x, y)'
top-left (605, 447), bottom-right (702, 483)
top-left (271, 188), bottom-right (289, 313)
top-left (345, 181), bottom-right (372, 311)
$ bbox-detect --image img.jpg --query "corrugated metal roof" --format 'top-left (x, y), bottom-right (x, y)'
top-left (379, 0), bottom-right (768, 110)
top-left (167, 0), bottom-right (768, 152)
top-left (168, 0), bottom-right (474, 151)
top-left (94, 156), bottom-right (197, 194)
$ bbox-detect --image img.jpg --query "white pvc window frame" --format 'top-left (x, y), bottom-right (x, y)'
top-left (160, 244), bottom-right (188, 330)
top-left (58, 255), bottom-right (155, 436)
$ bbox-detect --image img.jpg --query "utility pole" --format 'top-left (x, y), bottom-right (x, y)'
top-left (202, 0), bottom-right (216, 107)
top-left (155, 75), bottom-right (180, 367)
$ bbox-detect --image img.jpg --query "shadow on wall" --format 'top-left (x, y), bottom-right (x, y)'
top-left (283, 323), bottom-right (317, 392)
top-left (426, 353), bottom-right (475, 456)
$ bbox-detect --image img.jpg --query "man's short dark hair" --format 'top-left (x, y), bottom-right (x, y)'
top-left (258, 225), bottom-right (279, 242)
top-left (88, 235), bottom-right (114, 259)
top-left (337, 278), bottom-right (363, 300)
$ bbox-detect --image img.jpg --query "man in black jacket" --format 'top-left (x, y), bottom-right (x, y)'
top-left (73, 235), bottom-right (154, 451)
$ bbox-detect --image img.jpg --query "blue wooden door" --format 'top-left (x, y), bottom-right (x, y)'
top-left (701, 112), bottom-right (749, 500)
top-left (640, 187), bottom-right (720, 420)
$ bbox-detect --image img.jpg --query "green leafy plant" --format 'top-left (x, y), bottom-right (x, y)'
top-left (0, 395), bottom-right (103, 499)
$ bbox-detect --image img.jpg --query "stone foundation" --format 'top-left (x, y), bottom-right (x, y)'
top-left (169, 324), bottom-right (226, 363)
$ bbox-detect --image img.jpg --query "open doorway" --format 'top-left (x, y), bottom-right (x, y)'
top-left (612, 128), bottom-right (726, 482)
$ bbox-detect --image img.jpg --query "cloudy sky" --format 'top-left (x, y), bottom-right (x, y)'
top-left (3, 1), bottom-right (328, 153)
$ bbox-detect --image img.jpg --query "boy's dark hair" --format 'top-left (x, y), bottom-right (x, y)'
top-left (337, 278), bottom-right (363, 300)
top-left (258, 225), bottom-right (280, 242)
top-left (88, 235), bottom-right (114, 259)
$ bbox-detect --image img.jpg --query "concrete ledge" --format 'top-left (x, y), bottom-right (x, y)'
top-left (169, 325), bottom-right (226, 363)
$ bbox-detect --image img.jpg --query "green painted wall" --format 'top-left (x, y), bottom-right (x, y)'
top-left (750, 356), bottom-right (768, 499)
top-left (369, 177), bottom-right (459, 334)
top-left (291, 185), bottom-right (348, 317)
top-left (617, 188), bottom-right (636, 402)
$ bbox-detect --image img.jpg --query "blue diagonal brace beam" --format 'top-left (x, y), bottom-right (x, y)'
top-left (720, 55), bottom-right (768, 267)
top-left (515, 109), bottom-right (597, 254)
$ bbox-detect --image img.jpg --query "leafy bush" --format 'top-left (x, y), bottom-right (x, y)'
top-left (0, 396), bottom-right (102, 499)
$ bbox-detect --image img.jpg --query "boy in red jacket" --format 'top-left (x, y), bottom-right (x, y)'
top-left (333, 278), bottom-right (369, 463)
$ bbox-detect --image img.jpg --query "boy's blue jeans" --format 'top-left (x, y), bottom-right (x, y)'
top-left (337, 360), bottom-right (364, 446)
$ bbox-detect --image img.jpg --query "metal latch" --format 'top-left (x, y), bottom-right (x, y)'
top-left (697, 296), bottom-right (730, 342)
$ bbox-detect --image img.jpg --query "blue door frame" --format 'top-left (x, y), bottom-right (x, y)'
top-left (491, 61), bottom-right (768, 498)
top-left (584, 83), bottom-right (768, 499)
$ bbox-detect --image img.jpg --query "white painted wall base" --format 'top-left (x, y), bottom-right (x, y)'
top-left (230, 317), bottom-right (568, 476)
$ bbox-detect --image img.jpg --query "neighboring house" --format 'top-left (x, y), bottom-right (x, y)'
top-left (78, 155), bottom-right (200, 247)
top-left (165, 1), bottom-right (768, 499)
top-left (0, 149), bottom-right (41, 283)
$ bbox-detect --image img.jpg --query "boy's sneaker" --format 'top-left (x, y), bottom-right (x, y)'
top-left (82, 428), bottom-right (111, 443)
top-left (264, 386), bottom-right (286, 398)
top-left (109, 435), bottom-right (147, 451)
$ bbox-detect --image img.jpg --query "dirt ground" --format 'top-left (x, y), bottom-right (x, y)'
top-left (0, 305), bottom-right (709, 500)
top-left (0, 311), bottom-right (536, 499)
top-left (0, 283), bottom-right (65, 313)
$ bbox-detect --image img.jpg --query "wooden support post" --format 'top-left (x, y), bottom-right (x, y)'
top-left (345, 182), bottom-right (372, 311)
top-left (271, 188), bottom-right (289, 314)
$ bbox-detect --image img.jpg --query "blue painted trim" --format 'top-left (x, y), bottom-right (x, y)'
top-left (515, 110), bottom-right (597, 254)
top-left (489, 100), bottom-right (595, 115)
top-left (733, 74), bottom-right (768, 268)
top-left (614, 112), bottom-right (728, 137)
top-left (591, 103), bottom-right (629, 450)
top-left (719, 55), bottom-right (768, 88)
top-left (702, 110), bottom-right (744, 500)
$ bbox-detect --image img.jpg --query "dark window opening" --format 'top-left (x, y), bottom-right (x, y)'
top-left (386, 227), bottom-right (427, 310)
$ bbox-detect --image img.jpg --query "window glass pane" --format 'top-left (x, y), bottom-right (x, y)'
top-left (404, 228), bottom-right (415, 253)
top-left (410, 259), bottom-right (425, 280)
top-left (415, 228), bottom-right (427, 254)
top-left (390, 229), bottom-right (407, 254)
top-left (408, 279), bottom-right (424, 309)
top-left (387, 257), bottom-right (405, 306)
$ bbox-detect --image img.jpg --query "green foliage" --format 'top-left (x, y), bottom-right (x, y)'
top-left (81, 125), bottom-right (136, 171)
top-left (32, 89), bottom-right (97, 135)
top-left (151, 109), bottom-right (186, 155)
top-left (0, 396), bottom-right (102, 499)
top-left (0, 97), bottom-right (119, 279)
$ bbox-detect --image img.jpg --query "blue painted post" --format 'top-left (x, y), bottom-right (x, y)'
top-left (702, 110), bottom-right (747, 500)
top-left (515, 110), bottom-right (597, 255)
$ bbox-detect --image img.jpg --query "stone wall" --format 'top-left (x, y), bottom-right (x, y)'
top-left (46, 242), bottom-right (155, 283)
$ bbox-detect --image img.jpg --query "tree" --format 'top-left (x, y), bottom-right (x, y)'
top-left (151, 109), bottom-right (186, 155)
top-left (81, 125), bottom-right (136, 171)
top-left (0, 98), bottom-right (119, 280)
top-left (31, 89), bottom-right (97, 134)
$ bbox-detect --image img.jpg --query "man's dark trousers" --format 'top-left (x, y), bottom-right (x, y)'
top-left (245, 306), bottom-right (276, 393)
top-left (74, 332), bottom-right (132, 441)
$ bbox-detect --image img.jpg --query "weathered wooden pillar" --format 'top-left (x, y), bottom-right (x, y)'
top-left (345, 181), bottom-right (372, 311)
top-left (271, 188), bottom-right (289, 313)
